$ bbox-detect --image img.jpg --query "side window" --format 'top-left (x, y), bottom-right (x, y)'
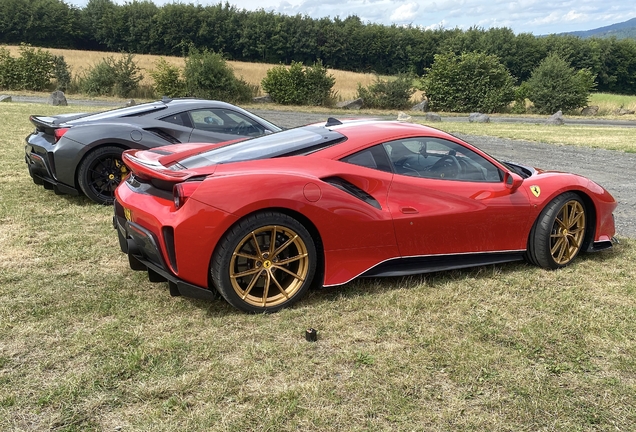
top-left (341, 145), bottom-right (392, 173)
top-left (383, 138), bottom-right (502, 182)
top-left (189, 109), bottom-right (265, 136)
top-left (160, 112), bottom-right (192, 128)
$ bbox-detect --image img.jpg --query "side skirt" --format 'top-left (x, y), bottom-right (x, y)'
top-left (360, 251), bottom-right (526, 278)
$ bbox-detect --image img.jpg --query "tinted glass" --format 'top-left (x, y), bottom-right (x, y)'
top-left (341, 145), bottom-right (393, 173)
top-left (177, 127), bottom-right (345, 169)
top-left (384, 138), bottom-right (502, 182)
top-left (188, 109), bottom-right (266, 136)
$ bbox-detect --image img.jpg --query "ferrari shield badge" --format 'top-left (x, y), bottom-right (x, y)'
top-left (530, 185), bottom-right (541, 197)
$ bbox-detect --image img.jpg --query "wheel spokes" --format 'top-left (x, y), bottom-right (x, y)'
top-left (229, 224), bottom-right (309, 308)
top-left (272, 264), bottom-right (305, 282)
top-left (275, 252), bottom-right (308, 266)
top-left (240, 268), bottom-right (264, 299)
top-left (550, 200), bottom-right (585, 265)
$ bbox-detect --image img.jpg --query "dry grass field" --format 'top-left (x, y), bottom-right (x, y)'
top-left (5, 46), bottom-right (636, 113)
top-left (4, 46), bottom-right (390, 101)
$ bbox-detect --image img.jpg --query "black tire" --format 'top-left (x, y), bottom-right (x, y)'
top-left (526, 192), bottom-right (587, 269)
top-left (77, 146), bottom-right (127, 205)
top-left (211, 212), bottom-right (317, 313)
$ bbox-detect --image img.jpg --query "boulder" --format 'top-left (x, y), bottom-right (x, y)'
top-left (546, 110), bottom-right (564, 125)
top-left (616, 108), bottom-right (635, 115)
top-left (397, 111), bottom-right (412, 121)
top-left (252, 94), bottom-right (272, 104)
top-left (412, 99), bottom-right (429, 112)
top-left (48, 91), bottom-right (67, 106)
top-left (425, 112), bottom-right (442, 122)
top-left (336, 98), bottom-right (364, 110)
top-left (580, 105), bottom-right (599, 116)
top-left (0, 95), bottom-right (11, 103)
top-left (468, 112), bottom-right (490, 123)
top-left (125, 99), bottom-right (136, 107)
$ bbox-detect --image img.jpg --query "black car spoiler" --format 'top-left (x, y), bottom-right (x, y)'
top-left (29, 115), bottom-right (63, 135)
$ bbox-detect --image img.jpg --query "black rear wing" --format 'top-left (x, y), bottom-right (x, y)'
top-left (29, 115), bottom-right (62, 136)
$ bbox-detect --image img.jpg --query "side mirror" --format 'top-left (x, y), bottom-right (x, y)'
top-left (504, 172), bottom-right (523, 192)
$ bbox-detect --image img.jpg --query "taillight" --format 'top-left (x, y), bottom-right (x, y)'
top-left (173, 181), bottom-right (202, 210)
top-left (54, 127), bottom-right (70, 142)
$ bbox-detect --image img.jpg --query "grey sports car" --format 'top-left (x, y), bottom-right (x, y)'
top-left (24, 98), bottom-right (281, 204)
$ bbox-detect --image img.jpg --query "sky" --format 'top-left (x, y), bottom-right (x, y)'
top-left (64, 0), bottom-right (636, 35)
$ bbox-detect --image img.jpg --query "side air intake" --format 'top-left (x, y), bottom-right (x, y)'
top-left (322, 177), bottom-right (381, 209)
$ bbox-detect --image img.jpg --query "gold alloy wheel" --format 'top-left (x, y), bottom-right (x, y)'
top-left (550, 199), bottom-right (586, 265)
top-left (229, 225), bottom-right (310, 308)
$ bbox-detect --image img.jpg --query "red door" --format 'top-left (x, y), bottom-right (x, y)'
top-left (388, 176), bottom-right (533, 257)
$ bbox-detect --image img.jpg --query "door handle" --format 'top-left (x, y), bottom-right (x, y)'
top-left (400, 207), bottom-right (419, 214)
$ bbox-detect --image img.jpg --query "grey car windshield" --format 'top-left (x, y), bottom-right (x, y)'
top-left (176, 127), bottom-right (345, 169)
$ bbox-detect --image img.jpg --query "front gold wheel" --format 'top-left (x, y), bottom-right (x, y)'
top-left (550, 200), bottom-right (586, 265)
top-left (527, 192), bottom-right (587, 269)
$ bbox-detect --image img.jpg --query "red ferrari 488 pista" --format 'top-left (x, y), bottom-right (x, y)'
top-left (113, 119), bottom-right (617, 312)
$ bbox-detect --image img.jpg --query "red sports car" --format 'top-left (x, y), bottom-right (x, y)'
top-left (113, 119), bottom-right (617, 313)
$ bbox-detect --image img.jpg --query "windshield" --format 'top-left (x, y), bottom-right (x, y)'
top-left (177, 126), bottom-right (345, 169)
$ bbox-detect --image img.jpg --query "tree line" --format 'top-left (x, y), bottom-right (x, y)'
top-left (1, 0), bottom-right (635, 94)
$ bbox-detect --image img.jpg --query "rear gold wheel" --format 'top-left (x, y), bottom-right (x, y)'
top-left (212, 212), bottom-right (316, 313)
top-left (229, 225), bottom-right (310, 308)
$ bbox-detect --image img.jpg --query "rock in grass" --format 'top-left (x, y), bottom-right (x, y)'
top-left (336, 98), bottom-right (364, 110)
top-left (469, 112), bottom-right (490, 123)
top-left (412, 99), bottom-right (429, 112)
top-left (397, 111), bottom-right (412, 121)
top-left (616, 108), bottom-right (635, 115)
top-left (253, 95), bottom-right (272, 103)
top-left (425, 112), bottom-right (442, 122)
top-left (546, 110), bottom-right (564, 125)
top-left (0, 95), bottom-right (11, 103)
top-left (581, 105), bottom-right (599, 116)
top-left (48, 91), bottom-right (67, 106)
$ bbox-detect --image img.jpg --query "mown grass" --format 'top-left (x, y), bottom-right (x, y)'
top-left (425, 121), bottom-right (636, 153)
top-left (1, 102), bottom-right (635, 430)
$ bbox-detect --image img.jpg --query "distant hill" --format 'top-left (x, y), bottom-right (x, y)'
top-left (565, 17), bottom-right (636, 39)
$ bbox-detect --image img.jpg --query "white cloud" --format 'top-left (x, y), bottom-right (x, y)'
top-left (62, 0), bottom-right (636, 35)
top-left (390, 2), bottom-right (419, 22)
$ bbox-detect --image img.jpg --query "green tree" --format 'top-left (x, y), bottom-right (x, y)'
top-left (0, 45), bottom-right (59, 91)
top-left (82, 0), bottom-right (119, 49)
top-left (150, 58), bottom-right (185, 97)
top-left (526, 53), bottom-right (596, 114)
top-left (420, 52), bottom-right (516, 113)
top-left (80, 53), bottom-right (142, 97)
top-left (183, 48), bottom-right (255, 103)
top-left (261, 60), bottom-right (335, 106)
top-left (356, 75), bottom-right (415, 109)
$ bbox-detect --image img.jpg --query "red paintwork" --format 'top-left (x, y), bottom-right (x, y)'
top-left (115, 121), bottom-right (617, 289)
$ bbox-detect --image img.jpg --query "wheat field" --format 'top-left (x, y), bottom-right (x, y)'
top-left (4, 46), bottom-right (390, 100)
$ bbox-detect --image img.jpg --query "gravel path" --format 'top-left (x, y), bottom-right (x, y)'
top-left (254, 109), bottom-right (636, 239)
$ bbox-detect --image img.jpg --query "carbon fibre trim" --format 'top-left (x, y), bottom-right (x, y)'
top-left (323, 249), bottom-right (526, 287)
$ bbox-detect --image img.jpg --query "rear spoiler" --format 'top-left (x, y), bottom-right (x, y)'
top-left (122, 150), bottom-right (217, 183)
top-left (29, 115), bottom-right (62, 135)
top-left (157, 138), bottom-right (245, 167)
